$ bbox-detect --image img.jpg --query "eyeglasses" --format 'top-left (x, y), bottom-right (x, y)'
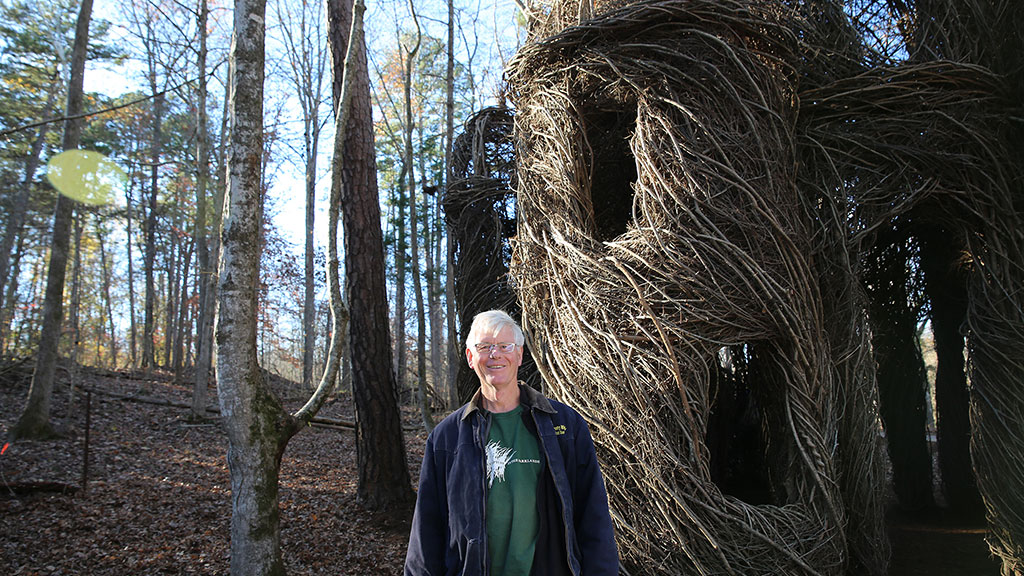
top-left (473, 342), bottom-right (517, 354)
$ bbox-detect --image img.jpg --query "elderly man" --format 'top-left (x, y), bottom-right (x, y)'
top-left (405, 309), bottom-right (619, 575)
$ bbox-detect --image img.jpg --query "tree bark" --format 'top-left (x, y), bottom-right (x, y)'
top-left (9, 0), bottom-right (93, 440)
top-left (125, 179), bottom-right (139, 368)
top-left (864, 232), bottom-right (934, 511)
top-left (918, 225), bottom-right (983, 518)
top-left (394, 187), bottom-right (408, 397)
top-left (142, 88), bottom-right (163, 370)
top-left (96, 217), bottom-right (118, 368)
top-left (444, 0), bottom-right (460, 410)
top-left (327, 0), bottom-right (414, 512)
top-left (218, 1), bottom-right (351, 573)
top-left (0, 73), bottom-right (60, 352)
top-left (164, 229), bottom-right (179, 372)
top-left (67, 212), bottom-right (84, 409)
top-left (197, 75), bottom-right (231, 413)
top-left (303, 144), bottom-right (317, 389)
top-left (172, 241), bottom-right (193, 379)
top-left (191, 0), bottom-right (212, 418)
top-left (402, 4), bottom-right (433, 431)
top-left (217, 0), bottom-right (291, 573)
top-left (427, 180), bottom-right (444, 412)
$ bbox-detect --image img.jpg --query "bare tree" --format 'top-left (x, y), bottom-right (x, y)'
top-left (9, 0), bottom-right (93, 440)
top-left (95, 215), bottom-right (118, 368)
top-left (215, 0), bottom-right (349, 572)
top-left (191, 0), bottom-right (214, 418)
top-left (272, 0), bottom-right (330, 390)
top-left (124, 0), bottom-right (190, 371)
top-left (0, 6), bottom-right (69, 355)
top-left (402, 0), bottom-right (433, 431)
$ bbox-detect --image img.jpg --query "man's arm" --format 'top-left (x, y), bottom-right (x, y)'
top-left (405, 436), bottom-right (448, 575)
top-left (572, 418), bottom-right (620, 574)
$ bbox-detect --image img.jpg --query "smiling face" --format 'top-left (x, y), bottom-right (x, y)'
top-left (466, 324), bottom-right (524, 393)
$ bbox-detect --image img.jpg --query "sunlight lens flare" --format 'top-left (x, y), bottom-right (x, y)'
top-left (46, 150), bottom-right (126, 206)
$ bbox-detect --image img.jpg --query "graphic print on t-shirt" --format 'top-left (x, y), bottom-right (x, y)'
top-left (486, 441), bottom-right (541, 488)
top-left (486, 441), bottom-right (514, 487)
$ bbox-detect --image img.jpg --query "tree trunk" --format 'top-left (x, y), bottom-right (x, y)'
top-left (427, 187), bottom-right (444, 413)
top-left (68, 212), bottom-right (84, 400)
top-left (303, 143), bottom-right (317, 389)
top-left (394, 186), bottom-right (408, 397)
top-left (402, 8), bottom-right (433, 431)
top-left (327, 0), bottom-right (414, 512)
top-left (97, 217), bottom-right (118, 368)
top-left (191, 0), bottom-right (212, 418)
top-left (217, 0), bottom-right (293, 573)
top-left (164, 233), bottom-right (179, 370)
top-left (173, 242), bottom-right (193, 379)
top-left (218, 1), bottom-right (354, 572)
top-left (197, 79), bottom-right (231, 414)
top-left (0, 227), bottom-right (28, 355)
top-left (9, 0), bottom-right (93, 440)
top-left (444, 0), bottom-right (459, 410)
top-left (864, 233), bottom-right (934, 511)
top-left (417, 118), bottom-right (443, 422)
top-left (125, 181), bottom-right (139, 368)
top-left (0, 75), bottom-right (59, 352)
top-left (195, 76), bottom-right (230, 399)
top-left (143, 87), bottom-right (164, 370)
top-left (918, 225), bottom-right (983, 518)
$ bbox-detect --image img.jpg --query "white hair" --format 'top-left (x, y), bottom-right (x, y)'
top-left (466, 310), bottom-right (525, 347)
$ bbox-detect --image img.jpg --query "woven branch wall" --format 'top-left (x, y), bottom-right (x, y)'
top-left (444, 107), bottom-right (540, 402)
top-left (494, 0), bottom-right (1017, 574)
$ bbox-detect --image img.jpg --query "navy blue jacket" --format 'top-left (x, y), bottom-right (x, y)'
top-left (404, 383), bottom-right (619, 575)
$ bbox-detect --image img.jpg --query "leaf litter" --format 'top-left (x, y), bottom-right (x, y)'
top-left (0, 365), bottom-right (426, 575)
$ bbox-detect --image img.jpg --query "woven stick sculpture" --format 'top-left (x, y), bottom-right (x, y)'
top-left (494, 0), bottom-right (1015, 574)
top-left (444, 107), bottom-right (540, 402)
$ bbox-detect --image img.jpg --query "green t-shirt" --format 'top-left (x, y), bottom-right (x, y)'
top-left (485, 406), bottom-right (542, 576)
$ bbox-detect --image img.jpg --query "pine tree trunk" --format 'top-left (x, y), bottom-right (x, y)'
top-left (327, 0), bottom-right (414, 512)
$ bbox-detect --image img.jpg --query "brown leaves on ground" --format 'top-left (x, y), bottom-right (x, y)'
top-left (0, 366), bottom-right (427, 575)
top-left (1, 363), bottom-right (1002, 575)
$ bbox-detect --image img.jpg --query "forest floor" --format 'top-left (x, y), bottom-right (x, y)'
top-left (0, 361), bottom-right (1004, 575)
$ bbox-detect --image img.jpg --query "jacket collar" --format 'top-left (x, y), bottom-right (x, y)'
top-left (461, 382), bottom-right (555, 421)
